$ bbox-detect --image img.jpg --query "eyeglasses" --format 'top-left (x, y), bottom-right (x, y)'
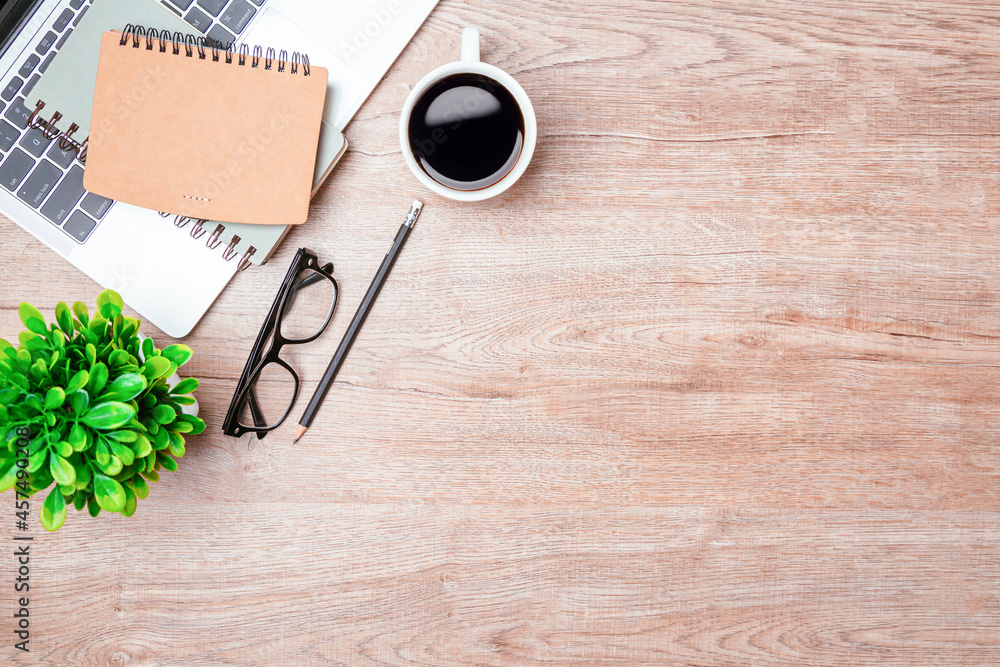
top-left (223, 248), bottom-right (339, 438)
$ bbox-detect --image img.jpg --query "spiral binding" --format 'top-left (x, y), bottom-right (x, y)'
top-left (159, 213), bottom-right (257, 271)
top-left (27, 24), bottom-right (312, 170)
top-left (118, 25), bottom-right (311, 75)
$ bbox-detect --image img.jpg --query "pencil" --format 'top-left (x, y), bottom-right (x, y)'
top-left (293, 200), bottom-right (423, 444)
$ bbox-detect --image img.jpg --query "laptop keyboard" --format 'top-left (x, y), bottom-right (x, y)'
top-left (164, 0), bottom-right (263, 49)
top-left (0, 0), bottom-right (267, 244)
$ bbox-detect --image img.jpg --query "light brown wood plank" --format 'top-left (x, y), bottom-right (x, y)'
top-left (2, 0), bottom-right (1000, 664)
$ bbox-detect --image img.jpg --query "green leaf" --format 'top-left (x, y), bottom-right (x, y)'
top-left (94, 441), bottom-right (110, 465)
top-left (44, 386), bottom-right (66, 410)
top-left (120, 483), bottom-right (137, 517)
top-left (170, 377), bottom-right (199, 395)
top-left (72, 462), bottom-right (90, 489)
top-left (108, 349), bottom-right (129, 367)
top-left (107, 429), bottom-right (138, 442)
top-left (55, 302), bottom-right (74, 335)
top-left (27, 449), bottom-right (47, 473)
top-left (69, 390), bottom-right (90, 416)
top-left (132, 434), bottom-right (152, 458)
top-left (140, 356), bottom-right (173, 381)
top-left (93, 473), bottom-right (126, 512)
top-left (167, 434), bottom-right (185, 457)
top-left (88, 363), bottom-right (108, 395)
top-left (20, 331), bottom-right (48, 352)
top-left (67, 423), bottom-right (87, 451)
top-left (108, 441), bottom-right (135, 466)
top-left (55, 440), bottom-right (72, 457)
top-left (72, 301), bottom-right (90, 326)
top-left (141, 336), bottom-right (155, 360)
top-left (160, 345), bottom-right (193, 367)
top-left (7, 373), bottom-right (28, 392)
top-left (66, 369), bottom-right (89, 393)
top-left (0, 404), bottom-right (7, 422)
top-left (85, 343), bottom-right (97, 366)
top-left (73, 492), bottom-right (87, 511)
top-left (141, 469), bottom-right (159, 483)
top-left (129, 475), bottom-right (149, 500)
top-left (40, 487), bottom-right (66, 532)
top-left (0, 458), bottom-right (17, 493)
top-left (103, 373), bottom-right (146, 402)
top-left (87, 494), bottom-right (101, 517)
top-left (18, 302), bottom-right (48, 335)
top-left (150, 427), bottom-right (169, 450)
top-left (171, 421), bottom-right (194, 434)
top-left (24, 393), bottom-right (43, 413)
top-left (49, 453), bottom-right (75, 486)
top-left (152, 404), bottom-right (176, 425)
top-left (96, 290), bottom-right (124, 320)
top-left (82, 402), bottom-right (134, 430)
top-left (98, 455), bottom-right (122, 476)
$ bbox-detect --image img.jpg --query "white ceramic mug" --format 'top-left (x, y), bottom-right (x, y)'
top-left (399, 27), bottom-right (537, 202)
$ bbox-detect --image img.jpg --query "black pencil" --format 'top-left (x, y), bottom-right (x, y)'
top-left (293, 200), bottom-right (423, 444)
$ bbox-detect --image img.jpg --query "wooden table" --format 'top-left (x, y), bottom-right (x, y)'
top-left (3, 0), bottom-right (999, 664)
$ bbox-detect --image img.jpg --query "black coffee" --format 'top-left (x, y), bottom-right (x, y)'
top-left (408, 74), bottom-right (524, 191)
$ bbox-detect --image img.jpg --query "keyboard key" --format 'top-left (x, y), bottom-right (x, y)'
top-left (22, 74), bottom-right (40, 97)
top-left (18, 127), bottom-right (50, 158)
top-left (56, 28), bottom-right (73, 51)
top-left (41, 165), bottom-right (85, 225)
top-left (166, 0), bottom-right (194, 10)
top-left (46, 140), bottom-right (77, 168)
top-left (39, 52), bottom-right (56, 74)
top-left (63, 210), bottom-right (96, 242)
top-left (184, 7), bottom-right (212, 32)
top-left (18, 55), bottom-right (39, 78)
top-left (2, 77), bottom-right (22, 102)
top-left (4, 97), bottom-right (31, 129)
top-left (206, 23), bottom-right (234, 48)
top-left (80, 192), bottom-right (112, 219)
top-left (53, 8), bottom-right (74, 31)
top-left (17, 159), bottom-right (61, 208)
top-left (69, 0), bottom-right (85, 8)
top-left (196, 0), bottom-right (226, 17)
top-left (0, 149), bottom-right (35, 191)
top-left (0, 120), bottom-right (18, 151)
top-left (35, 31), bottom-right (57, 55)
top-left (220, 0), bottom-right (254, 33)
top-left (73, 4), bottom-right (88, 26)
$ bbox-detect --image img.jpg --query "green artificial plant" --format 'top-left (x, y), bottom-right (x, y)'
top-left (0, 289), bottom-right (205, 531)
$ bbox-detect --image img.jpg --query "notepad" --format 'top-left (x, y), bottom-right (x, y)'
top-left (83, 28), bottom-right (329, 226)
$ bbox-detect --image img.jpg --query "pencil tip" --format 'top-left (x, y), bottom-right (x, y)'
top-left (291, 438), bottom-right (299, 445)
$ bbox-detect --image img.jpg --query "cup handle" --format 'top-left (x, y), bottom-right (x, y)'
top-left (461, 26), bottom-right (480, 62)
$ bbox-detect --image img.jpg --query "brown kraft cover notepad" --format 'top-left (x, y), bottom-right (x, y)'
top-left (84, 30), bottom-right (328, 226)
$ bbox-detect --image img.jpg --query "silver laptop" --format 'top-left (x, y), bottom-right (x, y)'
top-left (0, 0), bottom-right (438, 337)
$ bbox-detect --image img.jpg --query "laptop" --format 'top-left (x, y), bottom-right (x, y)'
top-left (0, 0), bottom-right (439, 337)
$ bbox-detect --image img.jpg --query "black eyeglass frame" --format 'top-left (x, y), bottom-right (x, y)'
top-left (222, 247), bottom-right (339, 438)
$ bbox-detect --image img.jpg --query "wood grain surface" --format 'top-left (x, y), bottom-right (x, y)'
top-left (3, 0), bottom-right (1000, 664)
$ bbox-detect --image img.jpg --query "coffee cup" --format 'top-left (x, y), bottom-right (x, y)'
top-left (399, 27), bottom-right (537, 202)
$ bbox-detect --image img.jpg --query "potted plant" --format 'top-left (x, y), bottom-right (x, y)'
top-left (0, 290), bottom-right (205, 531)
